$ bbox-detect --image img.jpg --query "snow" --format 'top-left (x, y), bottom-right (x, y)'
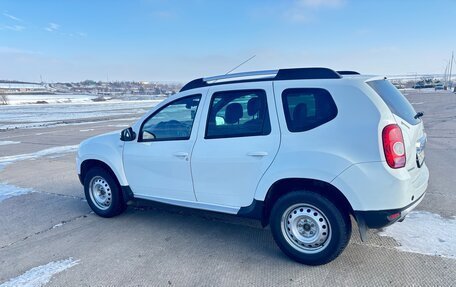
top-left (52, 223), bottom-right (64, 229)
top-left (0, 99), bottom-right (159, 130)
top-left (0, 183), bottom-right (35, 202)
top-left (0, 145), bottom-right (78, 171)
top-left (0, 258), bottom-right (79, 287)
top-left (379, 211), bottom-right (456, 259)
top-left (6, 94), bottom-right (96, 105)
top-left (0, 141), bottom-right (20, 146)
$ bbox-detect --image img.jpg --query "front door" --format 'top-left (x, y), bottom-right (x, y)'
top-left (123, 93), bottom-right (203, 201)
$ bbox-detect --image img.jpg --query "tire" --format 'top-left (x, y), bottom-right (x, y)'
top-left (84, 167), bottom-right (127, 218)
top-left (270, 191), bottom-right (351, 265)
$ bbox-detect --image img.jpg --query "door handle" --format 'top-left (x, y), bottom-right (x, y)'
top-left (173, 152), bottom-right (189, 159)
top-left (247, 151), bottom-right (268, 157)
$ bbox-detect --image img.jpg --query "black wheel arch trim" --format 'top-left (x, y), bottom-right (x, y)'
top-left (120, 185), bottom-right (135, 204)
top-left (237, 199), bottom-right (265, 221)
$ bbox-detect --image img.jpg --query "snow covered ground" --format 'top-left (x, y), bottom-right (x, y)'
top-left (0, 94), bottom-right (162, 130)
top-left (6, 94), bottom-right (97, 105)
top-left (379, 211), bottom-right (456, 259)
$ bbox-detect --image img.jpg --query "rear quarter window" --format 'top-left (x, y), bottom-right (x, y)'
top-left (282, 88), bottom-right (338, 132)
top-left (367, 79), bottom-right (420, 125)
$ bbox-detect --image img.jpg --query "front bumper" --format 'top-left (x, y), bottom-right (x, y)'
top-left (354, 192), bottom-right (426, 229)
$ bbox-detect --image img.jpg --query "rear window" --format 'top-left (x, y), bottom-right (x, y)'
top-left (282, 88), bottom-right (338, 132)
top-left (367, 79), bottom-right (420, 125)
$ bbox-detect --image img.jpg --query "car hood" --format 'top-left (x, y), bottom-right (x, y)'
top-left (78, 130), bottom-right (124, 154)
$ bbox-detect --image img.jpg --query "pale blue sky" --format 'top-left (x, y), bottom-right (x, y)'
top-left (1, 0), bottom-right (455, 82)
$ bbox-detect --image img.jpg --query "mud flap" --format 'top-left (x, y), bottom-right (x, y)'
top-left (354, 214), bottom-right (368, 242)
top-left (121, 185), bottom-right (134, 204)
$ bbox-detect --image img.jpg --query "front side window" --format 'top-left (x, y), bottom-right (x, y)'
top-left (282, 88), bottom-right (337, 132)
top-left (140, 94), bottom-right (201, 141)
top-left (206, 89), bottom-right (271, 139)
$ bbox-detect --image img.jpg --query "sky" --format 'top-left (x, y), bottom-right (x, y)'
top-left (1, 0), bottom-right (455, 83)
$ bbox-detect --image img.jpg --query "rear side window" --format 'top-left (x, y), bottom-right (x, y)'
top-left (206, 89), bottom-right (271, 139)
top-left (367, 79), bottom-right (420, 125)
top-left (282, 88), bottom-right (337, 132)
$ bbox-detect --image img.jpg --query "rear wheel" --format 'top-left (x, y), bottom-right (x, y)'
top-left (84, 167), bottom-right (126, 217)
top-left (270, 191), bottom-right (351, 265)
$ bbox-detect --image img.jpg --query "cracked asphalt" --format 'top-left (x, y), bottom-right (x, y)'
top-left (0, 90), bottom-right (455, 286)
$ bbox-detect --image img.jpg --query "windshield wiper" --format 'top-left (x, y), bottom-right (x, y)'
top-left (414, 111), bottom-right (424, 119)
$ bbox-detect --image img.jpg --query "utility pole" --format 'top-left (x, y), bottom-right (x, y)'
top-left (449, 52), bottom-right (454, 90)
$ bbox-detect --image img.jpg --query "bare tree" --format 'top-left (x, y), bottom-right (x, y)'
top-left (0, 94), bottom-right (9, 105)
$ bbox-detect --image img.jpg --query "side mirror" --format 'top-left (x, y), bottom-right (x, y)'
top-left (120, 127), bottom-right (136, 142)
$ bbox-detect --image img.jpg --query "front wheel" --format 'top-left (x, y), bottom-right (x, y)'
top-left (84, 167), bottom-right (126, 218)
top-left (270, 191), bottom-right (351, 265)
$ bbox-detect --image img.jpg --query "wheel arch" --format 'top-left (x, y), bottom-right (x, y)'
top-left (80, 159), bottom-right (133, 204)
top-left (80, 159), bottom-right (117, 185)
top-left (261, 178), bottom-right (354, 227)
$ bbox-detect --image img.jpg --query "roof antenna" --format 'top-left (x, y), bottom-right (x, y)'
top-left (225, 55), bottom-right (256, 75)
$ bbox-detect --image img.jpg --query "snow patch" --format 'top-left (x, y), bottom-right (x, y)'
top-left (0, 141), bottom-right (21, 146)
top-left (52, 223), bottom-right (64, 229)
top-left (0, 258), bottom-right (79, 287)
top-left (0, 183), bottom-right (35, 202)
top-left (379, 211), bottom-right (456, 259)
top-left (0, 145), bottom-right (78, 171)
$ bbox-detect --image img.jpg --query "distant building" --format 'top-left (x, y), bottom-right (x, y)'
top-left (0, 81), bottom-right (47, 93)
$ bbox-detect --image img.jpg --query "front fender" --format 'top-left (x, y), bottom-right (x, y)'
top-left (77, 132), bottom-right (128, 186)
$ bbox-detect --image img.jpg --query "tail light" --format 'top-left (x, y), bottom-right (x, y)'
top-left (382, 124), bottom-right (406, 168)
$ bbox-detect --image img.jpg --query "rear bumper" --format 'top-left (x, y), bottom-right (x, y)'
top-left (354, 192), bottom-right (425, 229)
top-left (332, 161), bottom-right (429, 211)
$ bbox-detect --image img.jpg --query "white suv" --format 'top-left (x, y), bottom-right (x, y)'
top-left (77, 68), bottom-right (429, 265)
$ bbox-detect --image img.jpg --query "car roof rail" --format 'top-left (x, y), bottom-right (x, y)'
top-left (337, 71), bottom-right (361, 75)
top-left (180, 67), bottom-right (342, 92)
top-left (203, 69), bottom-right (279, 82)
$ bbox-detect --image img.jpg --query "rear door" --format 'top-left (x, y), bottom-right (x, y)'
top-left (367, 79), bottom-right (427, 179)
top-left (191, 82), bottom-right (280, 207)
